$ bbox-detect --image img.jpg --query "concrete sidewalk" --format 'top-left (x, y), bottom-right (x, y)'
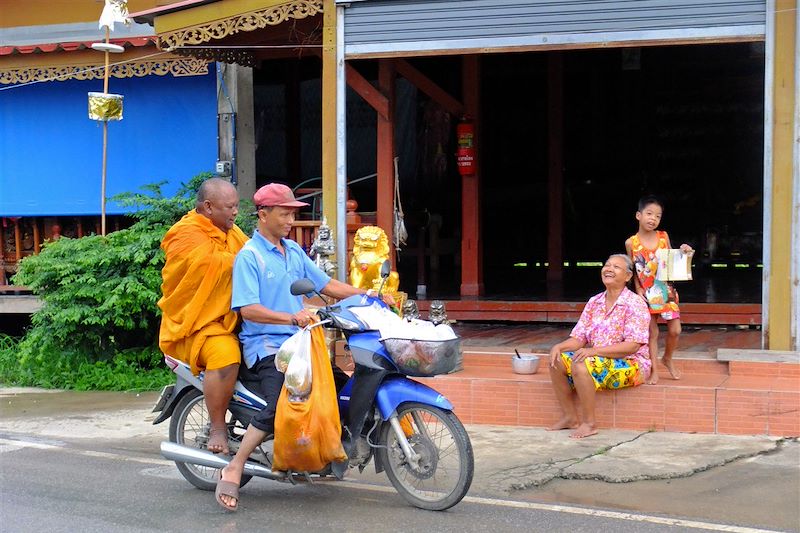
top-left (467, 425), bottom-right (782, 492)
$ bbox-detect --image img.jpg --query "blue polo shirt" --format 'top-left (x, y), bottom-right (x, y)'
top-left (231, 230), bottom-right (330, 368)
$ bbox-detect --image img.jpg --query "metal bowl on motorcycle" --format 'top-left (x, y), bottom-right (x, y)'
top-left (511, 353), bottom-right (540, 374)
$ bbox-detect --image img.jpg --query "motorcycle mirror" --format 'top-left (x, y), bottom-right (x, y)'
top-left (290, 278), bottom-right (316, 296)
top-left (380, 259), bottom-right (391, 279)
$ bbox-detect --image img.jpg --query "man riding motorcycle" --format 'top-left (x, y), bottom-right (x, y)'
top-left (216, 183), bottom-right (382, 512)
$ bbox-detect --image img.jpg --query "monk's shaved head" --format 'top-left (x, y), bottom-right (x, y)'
top-left (196, 178), bottom-right (240, 231)
top-left (196, 177), bottom-right (236, 208)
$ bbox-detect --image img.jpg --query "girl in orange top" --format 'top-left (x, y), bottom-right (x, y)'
top-left (625, 196), bottom-right (693, 383)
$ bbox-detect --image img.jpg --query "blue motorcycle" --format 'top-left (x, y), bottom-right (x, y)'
top-left (152, 266), bottom-right (474, 511)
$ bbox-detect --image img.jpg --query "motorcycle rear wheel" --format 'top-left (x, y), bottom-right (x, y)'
top-left (377, 402), bottom-right (474, 511)
top-left (169, 389), bottom-right (252, 491)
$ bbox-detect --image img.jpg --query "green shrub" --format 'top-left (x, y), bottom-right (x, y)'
top-left (5, 174), bottom-right (255, 391)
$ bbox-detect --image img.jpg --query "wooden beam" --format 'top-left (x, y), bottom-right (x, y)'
top-left (460, 55), bottom-right (483, 296)
top-left (32, 218), bottom-right (40, 254)
top-left (285, 61), bottom-right (301, 183)
top-left (345, 63), bottom-right (389, 120)
top-left (395, 59), bottom-right (464, 117)
top-left (13, 220), bottom-right (21, 262)
top-left (321, 0), bottom-right (338, 256)
top-left (377, 59), bottom-right (396, 267)
top-left (344, 35), bottom-right (763, 60)
top-left (765, 0), bottom-right (798, 350)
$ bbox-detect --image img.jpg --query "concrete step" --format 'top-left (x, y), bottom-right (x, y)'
top-left (335, 346), bottom-right (800, 437)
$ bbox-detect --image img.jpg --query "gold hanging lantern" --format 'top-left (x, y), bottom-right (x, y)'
top-left (88, 92), bottom-right (124, 121)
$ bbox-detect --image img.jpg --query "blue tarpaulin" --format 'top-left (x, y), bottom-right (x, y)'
top-left (0, 67), bottom-right (217, 216)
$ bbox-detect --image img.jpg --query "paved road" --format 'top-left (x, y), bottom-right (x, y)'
top-left (0, 389), bottom-right (796, 532)
top-left (0, 432), bottom-right (780, 533)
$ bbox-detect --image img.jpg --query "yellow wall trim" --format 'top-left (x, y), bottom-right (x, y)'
top-left (157, 0), bottom-right (322, 49)
top-left (0, 57), bottom-right (209, 85)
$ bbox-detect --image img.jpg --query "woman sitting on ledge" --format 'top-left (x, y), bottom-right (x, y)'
top-left (548, 254), bottom-right (651, 439)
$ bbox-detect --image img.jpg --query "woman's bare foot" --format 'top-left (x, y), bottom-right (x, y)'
top-left (661, 357), bottom-right (682, 380)
top-left (208, 425), bottom-right (230, 455)
top-left (569, 423), bottom-right (598, 439)
top-left (647, 370), bottom-right (660, 385)
top-left (547, 416), bottom-right (578, 431)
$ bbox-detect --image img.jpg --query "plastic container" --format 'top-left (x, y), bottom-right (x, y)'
top-left (511, 353), bottom-right (540, 374)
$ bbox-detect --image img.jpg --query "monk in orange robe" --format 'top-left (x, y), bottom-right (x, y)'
top-left (158, 178), bottom-right (248, 454)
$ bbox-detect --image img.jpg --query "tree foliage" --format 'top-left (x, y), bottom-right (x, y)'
top-left (6, 174), bottom-right (255, 390)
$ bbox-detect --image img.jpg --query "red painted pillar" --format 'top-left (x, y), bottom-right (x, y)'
top-left (377, 59), bottom-right (396, 267)
top-left (460, 55), bottom-right (484, 296)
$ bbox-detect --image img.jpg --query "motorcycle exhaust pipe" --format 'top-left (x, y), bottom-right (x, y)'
top-left (160, 441), bottom-right (286, 481)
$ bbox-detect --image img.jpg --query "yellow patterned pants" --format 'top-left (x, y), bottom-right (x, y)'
top-left (561, 352), bottom-right (643, 391)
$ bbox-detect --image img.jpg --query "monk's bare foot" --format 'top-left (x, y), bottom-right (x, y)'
top-left (208, 425), bottom-right (230, 455)
top-left (661, 357), bottom-right (681, 380)
top-left (547, 416), bottom-right (578, 431)
top-left (569, 423), bottom-right (598, 439)
top-left (647, 370), bottom-right (660, 385)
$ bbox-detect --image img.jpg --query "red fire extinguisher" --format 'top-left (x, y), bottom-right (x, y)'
top-left (456, 119), bottom-right (475, 176)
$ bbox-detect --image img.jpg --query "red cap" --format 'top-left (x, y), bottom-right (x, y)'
top-left (253, 183), bottom-right (309, 208)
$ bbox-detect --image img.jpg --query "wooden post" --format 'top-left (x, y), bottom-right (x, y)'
top-left (547, 52), bottom-right (565, 285)
top-left (13, 219), bottom-right (21, 262)
top-left (286, 61), bottom-right (302, 185)
top-left (377, 59), bottom-right (397, 267)
top-left (32, 218), bottom-right (40, 254)
top-left (460, 55), bottom-right (483, 296)
top-left (321, 0), bottom-right (339, 265)
top-left (100, 26), bottom-right (110, 237)
top-left (765, 0), bottom-right (798, 349)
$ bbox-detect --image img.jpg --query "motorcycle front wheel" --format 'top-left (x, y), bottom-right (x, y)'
top-left (169, 389), bottom-right (252, 491)
top-left (377, 402), bottom-right (474, 511)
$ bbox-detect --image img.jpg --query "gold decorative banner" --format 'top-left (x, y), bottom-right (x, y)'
top-left (0, 57), bottom-right (209, 85)
top-left (88, 92), bottom-right (124, 121)
top-left (158, 0), bottom-right (322, 49)
top-left (175, 47), bottom-right (256, 67)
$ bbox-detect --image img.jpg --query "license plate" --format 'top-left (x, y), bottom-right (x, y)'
top-left (151, 384), bottom-right (174, 413)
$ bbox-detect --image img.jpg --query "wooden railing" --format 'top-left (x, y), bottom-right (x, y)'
top-left (1, 215), bottom-right (127, 284)
top-left (290, 220), bottom-right (370, 267)
top-left (1, 216), bottom-right (371, 285)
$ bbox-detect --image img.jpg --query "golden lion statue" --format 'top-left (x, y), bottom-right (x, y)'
top-left (349, 226), bottom-right (401, 297)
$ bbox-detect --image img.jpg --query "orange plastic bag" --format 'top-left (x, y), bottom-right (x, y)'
top-left (272, 324), bottom-right (348, 472)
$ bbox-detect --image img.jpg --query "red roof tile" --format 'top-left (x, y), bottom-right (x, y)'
top-left (0, 36), bottom-right (156, 56)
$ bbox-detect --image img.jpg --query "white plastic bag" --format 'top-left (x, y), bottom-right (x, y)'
top-left (275, 329), bottom-right (305, 373)
top-left (276, 328), bottom-right (313, 401)
top-left (284, 329), bottom-right (313, 401)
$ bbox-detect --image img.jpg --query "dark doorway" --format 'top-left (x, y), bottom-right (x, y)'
top-left (480, 43), bottom-right (764, 303)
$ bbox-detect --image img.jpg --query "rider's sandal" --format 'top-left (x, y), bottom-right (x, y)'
top-left (215, 470), bottom-right (240, 512)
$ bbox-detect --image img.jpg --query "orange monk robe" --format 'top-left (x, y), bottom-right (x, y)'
top-left (158, 210), bottom-right (248, 375)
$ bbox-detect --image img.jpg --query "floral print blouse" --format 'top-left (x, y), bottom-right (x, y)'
top-left (570, 287), bottom-right (651, 368)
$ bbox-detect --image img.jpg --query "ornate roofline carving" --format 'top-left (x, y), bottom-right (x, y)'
top-left (158, 0), bottom-right (323, 49)
top-left (0, 57), bottom-right (209, 85)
